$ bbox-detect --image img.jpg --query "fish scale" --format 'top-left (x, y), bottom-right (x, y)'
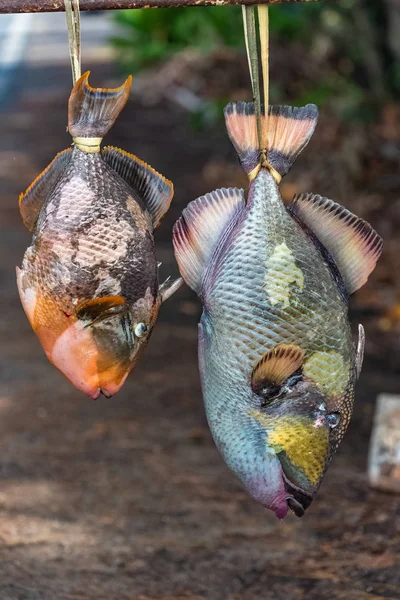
top-left (17, 71), bottom-right (179, 399)
top-left (29, 147), bottom-right (156, 308)
top-left (174, 101), bottom-right (382, 518)
top-left (205, 170), bottom-right (352, 381)
top-left (199, 172), bottom-right (353, 495)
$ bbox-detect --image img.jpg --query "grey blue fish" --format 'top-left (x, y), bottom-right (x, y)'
top-left (173, 102), bottom-right (382, 518)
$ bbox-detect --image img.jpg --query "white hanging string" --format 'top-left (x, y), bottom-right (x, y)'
top-left (242, 4), bottom-right (270, 166)
top-left (65, 0), bottom-right (81, 85)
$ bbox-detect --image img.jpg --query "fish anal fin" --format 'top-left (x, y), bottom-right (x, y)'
top-left (102, 146), bottom-right (174, 228)
top-left (172, 188), bottom-right (245, 295)
top-left (76, 295), bottom-right (127, 326)
top-left (289, 193), bottom-right (383, 294)
top-left (68, 71), bottom-right (132, 140)
top-left (19, 148), bottom-right (73, 232)
top-left (224, 102), bottom-right (318, 178)
top-left (251, 344), bottom-right (305, 395)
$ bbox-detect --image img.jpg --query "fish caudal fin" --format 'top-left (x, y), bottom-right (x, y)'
top-left (68, 71), bottom-right (132, 145)
top-left (102, 146), bottom-right (174, 228)
top-left (19, 148), bottom-right (73, 232)
top-left (173, 188), bottom-right (245, 295)
top-left (224, 102), bottom-right (318, 179)
top-left (289, 193), bottom-right (383, 294)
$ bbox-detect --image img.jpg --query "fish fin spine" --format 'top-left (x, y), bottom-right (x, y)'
top-left (172, 187), bottom-right (245, 295)
top-left (19, 148), bottom-right (73, 232)
top-left (355, 324), bottom-right (365, 380)
top-left (68, 71), bottom-right (132, 141)
top-left (289, 193), bottom-right (383, 294)
top-left (102, 146), bottom-right (173, 228)
top-left (224, 102), bottom-right (318, 179)
top-left (159, 277), bottom-right (183, 302)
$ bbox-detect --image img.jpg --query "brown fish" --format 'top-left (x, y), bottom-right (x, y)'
top-left (17, 72), bottom-right (181, 399)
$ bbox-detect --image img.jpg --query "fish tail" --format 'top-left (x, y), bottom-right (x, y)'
top-left (68, 71), bottom-right (132, 146)
top-left (224, 102), bottom-right (318, 181)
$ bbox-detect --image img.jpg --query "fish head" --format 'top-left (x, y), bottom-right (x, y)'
top-left (17, 268), bottom-right (159, 399)
top-left (53, 291), bottom-right (159, 399)
top-left (246, 345), bottom-right (354, 519)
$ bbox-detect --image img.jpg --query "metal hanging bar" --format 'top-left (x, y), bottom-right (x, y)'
top-left (1, 0), bottom-right (319, 14)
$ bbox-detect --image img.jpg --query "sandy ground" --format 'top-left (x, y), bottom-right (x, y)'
top-left (0, 60), bottom-right (399, 600)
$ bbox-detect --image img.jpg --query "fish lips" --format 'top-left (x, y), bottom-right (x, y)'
top-left (49, 318), bottom-right (135, 399)
top-left (282, 472), bottom-right (314, 518)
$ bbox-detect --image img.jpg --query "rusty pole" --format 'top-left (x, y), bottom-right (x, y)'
top-left (1, 0), bottom-right (319, 14)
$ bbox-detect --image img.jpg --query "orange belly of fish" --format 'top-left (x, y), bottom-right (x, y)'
top-left (17, 274), bottom-right (130, 399)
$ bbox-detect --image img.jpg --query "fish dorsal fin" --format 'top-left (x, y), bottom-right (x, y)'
top-left (19, 148), bottom-right (73, 232)
top-left (76, 295), bottom-right (127, 326)
top-left (172, 188), bottom-right (245, 295)
top-left (251, 344), bottom-right (305, 396)
top-left (224, 102), bottom-right (318, 179)
top-left (289, 193), bottom-right (383, 294)
top-left (102, 146), bottom-right (174, 228)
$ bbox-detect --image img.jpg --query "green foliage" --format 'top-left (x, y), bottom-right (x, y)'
top-left (112, 1), bottom-right (398, 121)
top-left (268, 3), bottom-right (321, 40)
top-left (112, 3), bottom-right (326, 75)
top-left (113, 7), bottom-right (243, 73)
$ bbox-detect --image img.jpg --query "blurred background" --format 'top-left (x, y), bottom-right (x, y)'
top-left (0, 1), bottom-right (399, 598)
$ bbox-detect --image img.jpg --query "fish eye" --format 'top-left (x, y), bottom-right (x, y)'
top-left (327, 412), bottom-right (340, 429)
top-left (134, 322), bottom-right (148, 338)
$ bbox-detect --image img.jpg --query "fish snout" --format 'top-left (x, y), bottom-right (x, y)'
top-left (50, 320), bottom-right (133, 399)
top-left (263, 478), bottom-right (313, 520)
top-left (284, 478), bottom-right (314, 518)
top-left (263, 409), bottom-right (331, 516)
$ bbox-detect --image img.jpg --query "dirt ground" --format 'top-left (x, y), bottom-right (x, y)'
top-left (0, 62), bottom-right (399, 600)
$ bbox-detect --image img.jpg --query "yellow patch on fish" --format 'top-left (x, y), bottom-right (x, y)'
top-left (265, 243), bottom-right (304, 308)
top-left (250, 410), bottom-right (328, 485)
top-left (303, 351), bottom-right (349, 396)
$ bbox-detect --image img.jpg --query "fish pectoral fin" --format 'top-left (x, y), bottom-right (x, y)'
top-left (19, 148), bottom-right (73, 232)
top-left (224, 102), bottom-right (318, 179)
top-left (356, 323), bottom-right (365, 380)
top-left (102, 146), bottom-right (173, 228)
top-left (289, 193), bottom-right (383, 294)
top-left (76, 295), bottom-right (128, 326)
top-left (172, 188), bottom-right (245, 295)
top-left (251, 344), bottom-right (305, 399)
top-left (160, 276), bottom-right (183, 303)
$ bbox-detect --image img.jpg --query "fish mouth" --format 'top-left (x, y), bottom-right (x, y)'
top-left (282, 474), bottom-right (313, 518)
top-left (49, 322), bottom-right (132, 399)
top-left (82, 381), bottom-right (128, 401)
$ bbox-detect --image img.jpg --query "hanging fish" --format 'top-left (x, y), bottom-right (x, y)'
top-left (173, 102), bottom-right (382, 519)
top-left (17, 72), bottom-right (180, 399)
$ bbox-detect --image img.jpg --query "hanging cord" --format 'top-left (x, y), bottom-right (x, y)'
top-left (242, 4), bottom-right (270, 169)
top-left (243, 6), bottom-right (263, 154)
top-left (258, 5), bottom-right (269, 155)
top-left (242, 6), bottom-right (254, 93)
top-left (65, 0), bottom-right (81, 85)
